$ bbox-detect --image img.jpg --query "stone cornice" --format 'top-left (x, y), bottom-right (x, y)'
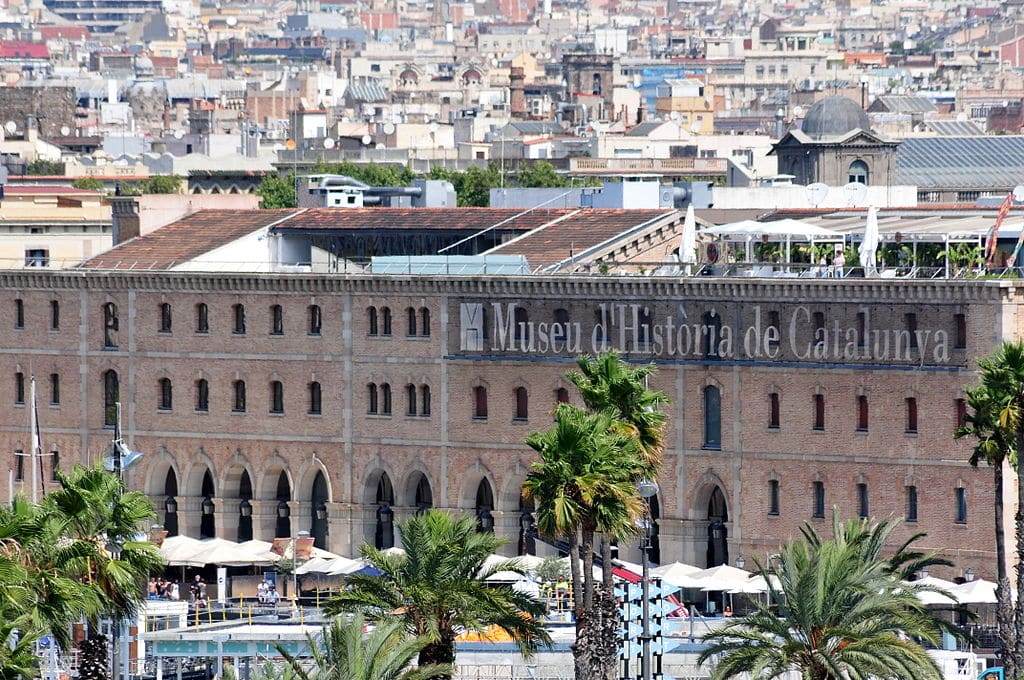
top-left (0, 270), bottom-right (1012, 304)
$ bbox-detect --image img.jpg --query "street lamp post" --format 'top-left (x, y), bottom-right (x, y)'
top-left (293, 529), bottom-right (310, 607)
top-left (638, 480), bottom-right (659, 680)
top-left (519, 511), bottom-right (535, 556)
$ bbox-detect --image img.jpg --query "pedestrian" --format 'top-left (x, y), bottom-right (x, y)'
top-left (257, 580), bottom-right (267, 605)
top-left (170, 581), bottom-right (180, 601)
top-left (834, 250), bottom-right (846, 277)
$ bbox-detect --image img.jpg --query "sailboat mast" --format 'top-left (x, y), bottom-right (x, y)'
top-left (29, 375), bottom-right (38, 504)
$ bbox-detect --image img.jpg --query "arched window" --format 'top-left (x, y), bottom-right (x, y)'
top-left (368, 383), bottom-right (379, 414)
top-left (232, 304), bottom-right (246, 335)
top-left (382, 307), bottom-right (392, 335)
top-left (420, 308), bottom-right (430, 336)
top-left (406, 384), bottom-right (417, 416)
top-left (270, 304), bottom-right (284, 335)
top-left (375, 473), bottom-right (396, 549)
top-left (367, 307), bottom-right (379, 336)
top-left (103, 302), bottom-right (119, 348)
top-left (200, 470), bottom-right (216, 539)
top-left (848, 160), bottom-right (869, 185)
top-left (381, 383), bottom-right (392, 414)
top-left (103, 370), bottom-right (119, 426)
top-left (195, 379), bottom-right (209, 412)
top-left (475, 479), bottom-right (494, 533)
top-left (237, 470), bottom-right (253, 542)
top-left (163, 469), bottom-right (179, 536)
top-left (420, 385), bottom-right (431, 416)
top-left (474, 385), bottom-right (488, 419)
top-left (514, 386), bottom-right (528, 420)
top-left (406, 307), bottom-right (417, 336)
top-left (310, 471), bottom-right (329, 548)
top-left (308, 381), bottom-right (322, 415)
top-left (158, 378), bottom-right (173, 410)
top-left (275, 471), bottom-right (291, 539)
top-left (703, 385), bottom-right (721, 449)
top-left (233, 380), bottom-right (246, 412)
top-left (195, 303), bottom-right (209, 334)
top-left (269, 380), bottom-right (284, 414)
top-left (159, 303), bottom-right (172, 333)
top-left (414, 475), bottom-right (433, 512)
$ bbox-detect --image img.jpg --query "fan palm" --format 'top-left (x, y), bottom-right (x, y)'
top-left (279, 613), bottom-right (449, 680)
top-left (961, 340), bottom-right (1024, 671)
top-left (325, 510), bottom-right (550, 674)
top-left (700, 512), bottom-right (946, 680)
top-left (523, 404), bottom-right (643, 680)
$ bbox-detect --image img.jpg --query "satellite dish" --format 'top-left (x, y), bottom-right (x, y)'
top-left (360, 134), bottom-right (372, 145)
top-left (60, 125), bottom-right (70, 136)
top-left (323, 137), bottom-right (336, 149)
top-left (792, 105), bottom-right (804, 117)
top-left (173, 129), bottom-right (185, 139)
top-left (429, 121), bottom-right (439, 133)
top-left (1013, 184), bottom-right (1024, 203)
top-left (842, 182), bottom-right (868, 206)
top-left (383, 122), bottom-right (396, 135)
top-left (285, 139), bottom-right (296, 150)
top-left (4, 121), bottom-right (15, 134)
top-left (669, 111), bottom-right (680, 121)
top-left (690, 121), bottom-right (700, 133)
top-left (226, 16), bottom-right (238, 26)
top-left (805, 182), bottom-right (829, 207)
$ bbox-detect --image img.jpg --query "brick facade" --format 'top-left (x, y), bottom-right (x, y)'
top-left (0, 271), bottom-right (1011, 580)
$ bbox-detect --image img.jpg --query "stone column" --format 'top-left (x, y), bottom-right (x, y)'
top-left (324, 501), bottom-right (354, 557)
top-left (491, 510), bottom-right (519, 557)
top-left (248, 500), bottom-right (278, 542)
top-left (212, 499), bottom-right (233, 541)
top-left (177, 496), bottom-right (202, 539)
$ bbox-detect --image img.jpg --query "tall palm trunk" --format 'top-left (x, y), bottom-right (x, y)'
top-left (418, 633), bottom-right (456, 680)
top-left (581, 526), bottom-right (596, 612)
top-left (994, 461), bottom-right (1017, 679)
top-left (569, 534), bottom-right (589, 680)
top-left (600, 537), bottom-right (613, 590)
top-left (1015, 421), bottom-right (1024, 670)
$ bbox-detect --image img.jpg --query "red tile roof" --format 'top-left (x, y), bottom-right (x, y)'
top-left (82, 210), bottom-right (301, 270)
top-left (39, 26), bottom-right (89, 41)
top-left (487, 209), bottom-right (678, 267)
top-left (7, 186), bottom-right (98, 195)
top-left (0, 41), bottom-right (49, 59)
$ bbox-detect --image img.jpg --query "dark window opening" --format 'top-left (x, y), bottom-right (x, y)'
top-left (195, 379), bottom-right (209, 412)
top-left (906, 397), bottom-right (918, 433)
top-left (420, 308), bottom-right (431, 336)
top-left (232, 304), bottom-right (246, 335)
top-left (906, 485), bottom-right (918, 522)
top-left (514, 386), bottom-right (528, 420)
top-left (955, 487), bottom-right (967, 524)
top-left (382, 307), bottom-right (392, 336)
top-left (158, 378), bottom-right (172, 410)
top-left (49, 373), bottom-right (59, 405)
top-left (368, 307), bottom-right (378, 336)
top-left (905, 313), bottom-right (918, 349)
top-left (308, 305), bottom-right (322, 335)
top-left (813, 393), bottom-right (825, 430)
top-left (309, 381), bottom-right (321, 415)
top-left (474, 385), bottom-right (488, 419)
top-left (50, 300), bottom-right (59, 331)
top-left (159, 303), bottom-right (172, 333)
top-left (769, 392), bottom-right (780, 429)
top-left (381, 383), bottom-right (392, 415)
top-left (233, 380), bottom-right (246, 412)
top-left (368, 383), bottom-right (378, 414)
top-left (813, 481), bottom-right (825, 518)
top-left (270, 380), bottom-right (284, 414)
top-left (103, 370), bottom-right (119, 426)
top-left (703, 385), bottom-right (721, 449)
top-left (406, 384), bottom-right (417, 416)
top-left (420, 385), bottom-right (431, 416)
top-left (856, 395), bottom-right (868, 432)
top-left (956, 398), bottom-right (967, 428)
top-left (15, 372), bottom-right (24, 404)
top-left (270, 305), bottom-right (284, 335)
top-left (768, 479), bottom-right (780, 516)
top-left (196, 303), bottom-right (209, 334)
top-left (954, 313), bottom-right (966, 349)
top-left (103, 302), bottom-right (119, 348)
top-left (857, 482), bottom-right (869, 518)
top-left (14, 299), bottom-right (23, 329)
top-left (406, 307), bottom-right (417, 336)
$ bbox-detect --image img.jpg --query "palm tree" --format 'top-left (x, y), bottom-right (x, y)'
top-left (700, 512), bottom-right (947, 680)
top-left (522, 404), bottom-right (643, 680)
top-left (325, 510), bottom-right (550, 674)
top-left (960, 341), bottom-right (1024, 672)
top-left (279, 614), bottom-right (449, 680)
top-left (41, 464), bottom-right (164, 679)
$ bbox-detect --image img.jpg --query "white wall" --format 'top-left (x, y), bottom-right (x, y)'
top-left (713, 185), bottom-right (918, 209)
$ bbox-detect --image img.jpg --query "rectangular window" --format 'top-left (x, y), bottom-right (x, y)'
top-left (50, 300), bottom-right (59, 331)
top-left (769, 392), bottom-right (780, 429)
top-left (474, 386), bottom-right (488, 419)
top-left (906, 485), bottom-right (918, 522)
top-left (955, 487), bottom-right (967, 524)
top-left (51, 449), bottom-right (59, 482)
top-left (812, 481), bottom-right (825, 518)
top-left (159, 303), bottom-right (172, 333)
top-left (813, 394), bottom-right (825, 430)
top-left (14, 449), bottom-right (23, 482)
top-left (857, 482), bottom-right (869, 519)
top-left (50, 373), bottom-right (59, 405)
top-left (856, 395), bottom-right (868, 432)
top-left (905, 313), bottom-right (918, 348)
top-left (954, 313), bottom-right (966, 349)
top-left (271, 305), bottom-right (284, 335)
top-left (956, 398), bottom-right (967, 428)
top-left (308, 305), bottom-right (322, 335)
top-left (270, 381), bottom-right (284, 414)
top-left (768, 479), bottom-right (780, 516)
top-left (25, 248), bottom-right (48, 267)
top-left (15, 372), bottom-right (24, 404)
top-left (14, 299), bottom-right (23, 329)
top-left (856, 311), bottom-right (866, 348)
top-left (196, 303), bottom-right (209, 334)
top-left (906, 397), bottom-right (918, 433)
top-left (233, 304), bottom-right (246, 335)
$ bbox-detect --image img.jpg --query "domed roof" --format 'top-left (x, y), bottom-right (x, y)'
top-left (800, 96), bottom-right (871, 139)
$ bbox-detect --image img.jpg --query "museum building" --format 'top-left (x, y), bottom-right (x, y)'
top-left (0, 263), bottom-right (1007, 579)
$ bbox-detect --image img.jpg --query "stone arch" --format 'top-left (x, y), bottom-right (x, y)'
top-left (499, 466), bottom-right (530, 512)
top-left (690, 470), bottom-right (729, 521)
top-left (257, 453), bottom-right (294, 500)
top-left (459, 461), bottom-right (496, 509)
top-left (183, 449), bottom-right (217, 497)
top-left (220, 450), bottom-right (255, 499)
top-left (363, 465), bottom-right (399, 506)
top-left (295, 454), bottom-right (333, 503)
top-left (403, 469), bottom-right (434, 510)
top-left (145, 449), bottom-right (180, 497)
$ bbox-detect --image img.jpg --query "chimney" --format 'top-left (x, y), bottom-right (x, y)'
top-left (510, 67), bottom-right (527, 119)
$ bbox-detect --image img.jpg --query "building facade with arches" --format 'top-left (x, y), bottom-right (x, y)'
top-left (0, 270), bottom-right (1007, 579)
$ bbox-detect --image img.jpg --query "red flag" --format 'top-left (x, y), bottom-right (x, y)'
top-left (985, 192), bottom-right (1014, 266)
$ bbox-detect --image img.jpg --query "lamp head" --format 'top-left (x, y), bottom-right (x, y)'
top-left (638, 480), bottom-right (659, 498)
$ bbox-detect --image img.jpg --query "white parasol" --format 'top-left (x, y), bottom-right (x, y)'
top-left (859, 206), bottom-right (880, 275)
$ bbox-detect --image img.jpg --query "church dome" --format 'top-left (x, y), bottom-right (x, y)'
top-left (800, 96), bottom-right (871, 139)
